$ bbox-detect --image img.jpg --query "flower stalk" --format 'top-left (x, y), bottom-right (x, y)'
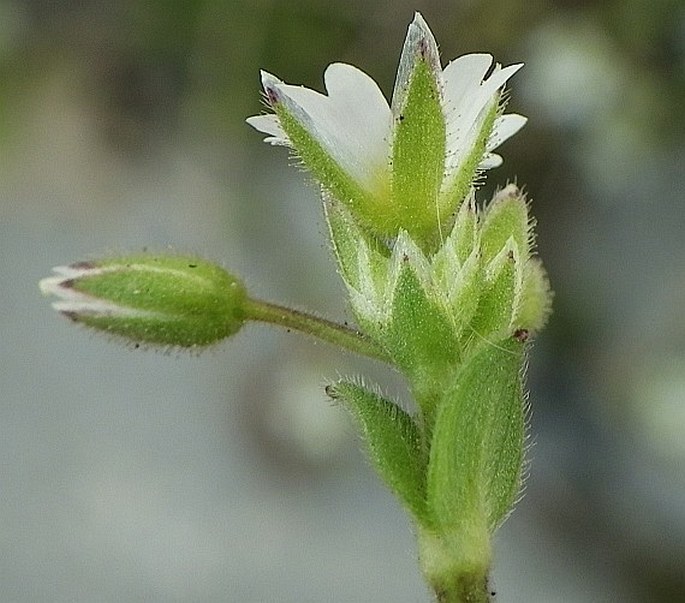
top-left (242, 298), bottom-right (391, 362)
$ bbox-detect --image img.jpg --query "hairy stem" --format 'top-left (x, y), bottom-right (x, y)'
top-left (418, 528), bottom-right (492, 603)
top-left (244, 297), bottom-right (390, 363)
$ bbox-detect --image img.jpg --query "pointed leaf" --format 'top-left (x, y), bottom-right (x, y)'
top-left (426, 338), bottom-right (526, 534)
top-left (481, 344), bottom-right (527, 529)
top-left (327, 380), bottom-right (428, 522)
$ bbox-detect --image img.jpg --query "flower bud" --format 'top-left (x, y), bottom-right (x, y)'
top-left (480, 184), bottom-right (552, 333)
top-left (39, 254), bottom-right (247, 348)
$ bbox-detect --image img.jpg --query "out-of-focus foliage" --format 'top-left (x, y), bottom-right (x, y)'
top-left (3, 1), bottom-right (682, 152)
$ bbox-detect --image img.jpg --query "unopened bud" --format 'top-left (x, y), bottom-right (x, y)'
top-left (39, 254), bottom-right (247, 348)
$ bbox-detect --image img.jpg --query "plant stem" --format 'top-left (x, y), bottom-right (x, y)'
top-left (243, 297), bottom-right (390, 363)
top-left (432, 573), bottom-right (491, 603)
top-left (418, 528), bottom-right (492, 603)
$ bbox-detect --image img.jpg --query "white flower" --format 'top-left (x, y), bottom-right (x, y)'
top-left (247, 12), bottom-right (526, 245)
top-left (248, 64), bottom-right (392, 197)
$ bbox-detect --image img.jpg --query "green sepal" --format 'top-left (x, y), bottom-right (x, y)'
top-left (383, 252), bottom-right (458, 399)
top-left (324, 198), bottom-right (389, 293)
top-left (324, 199), bottom-right (396, 341)
top-left (391, 58), bottom-right (446, 248)
top-left (426, 337), bottom-right (526, 534)
top-left (327, 379), bottom-right (428, 522)
top-left (517, 257), bottom-right (553, 332)
top-left (272, 100), bottom-right (388, 237)
top-left (430, 199), bottom-right (482, 341)
top-left (450, 196), bottom-right (480, 265)
top-left (445, 251), bottom-right (483, 341)
top-left (468, 241), bottom-right (520, 342)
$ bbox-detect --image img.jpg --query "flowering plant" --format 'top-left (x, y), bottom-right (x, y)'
top-left (41, 13), bottom-right (551, 602)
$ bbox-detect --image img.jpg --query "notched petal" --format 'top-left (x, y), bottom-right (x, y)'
top-left (478, 153), bottom-right (503, 170)
top-left (488, 114), bottom-right (527, 151)
top-left (442, 54), bottom-right (494, 107)
top-left (245, 114), bottom-right (288, 145)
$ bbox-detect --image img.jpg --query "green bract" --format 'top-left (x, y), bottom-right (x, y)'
top-left (327, 184), bottom-right (549, 369)
top-left (39, 254), bottom-right (247, 347)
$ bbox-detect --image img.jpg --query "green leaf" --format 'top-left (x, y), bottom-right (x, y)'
top-left (327, 380), bottom-right (428, 522)
top-left (481, 360), bottom-right (527, 528)
top-left (426, 337), bottom-right (526, 534)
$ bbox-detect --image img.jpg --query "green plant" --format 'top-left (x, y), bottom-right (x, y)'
top-left (40, 13), bottom-right (551, 602)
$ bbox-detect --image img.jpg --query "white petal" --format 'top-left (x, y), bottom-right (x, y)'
top-left (246, 71), bottom-right (291, 144)
top-left (39, 275), bottom-right (70, 296)
top-left (42, 265), bottom-right (95, 280)
top-left (444, 62), bottom-right (523, 143)
top-left (442, 99), bottom-right (494, 184)
top-left (264, 63), bottom-right (392, 192)
top-left (478, 153), bottom-right (503, 170)
top-left (442, 54), bottom-right (493, 108)
top-left (41, 269), bottom-right (163, 318)
top-left (487, 114), bottom-right (527, 151)
top-left (245, 114), bottom-right (288, 146)
top-left (52, 299), bottom-right (151, 317)
top-left (442, 61), bottom-right (524, 182)
top-left (40, 266), bottom-right (105, 296)
top-left (479, 63), bottom-right (523, 98)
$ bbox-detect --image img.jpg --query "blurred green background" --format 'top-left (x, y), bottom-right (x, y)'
top-left (2, 0), bottom-right (684, 601)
